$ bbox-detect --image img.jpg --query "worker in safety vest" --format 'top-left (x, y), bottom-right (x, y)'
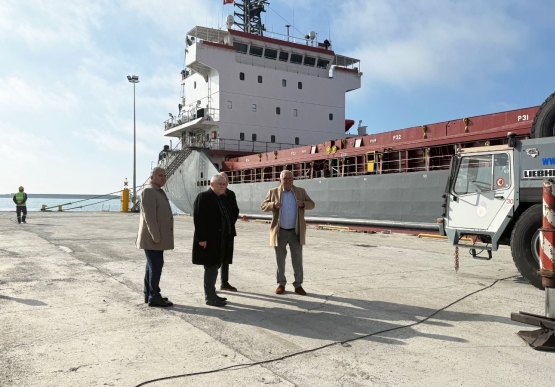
top-left (12, 186), bottom-right (28, 224)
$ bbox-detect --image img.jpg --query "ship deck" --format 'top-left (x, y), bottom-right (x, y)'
top-left (0, 211), bottom-right (549, 386)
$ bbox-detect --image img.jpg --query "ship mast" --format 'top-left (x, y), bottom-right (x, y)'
top-left (234, 0), bottom-right (267, 36)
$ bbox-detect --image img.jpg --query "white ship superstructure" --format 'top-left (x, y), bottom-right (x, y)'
top-left (163, 6), bottom-right (362, 170)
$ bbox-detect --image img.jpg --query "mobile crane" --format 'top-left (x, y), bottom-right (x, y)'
top-left (438, 92), bottom-right (555, 289)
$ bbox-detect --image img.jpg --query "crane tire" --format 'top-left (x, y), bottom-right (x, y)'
top-left (531, 91), bottom-right (555, 138)
top-left (510, 204), bottom-right (542, 289)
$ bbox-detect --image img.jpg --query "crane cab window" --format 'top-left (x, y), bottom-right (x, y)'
top-left (453, 153), bottom-right (511, 195)
top-left (493, 153), bottom-right (511, 189)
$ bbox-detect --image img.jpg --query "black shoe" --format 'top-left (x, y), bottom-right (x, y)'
top-left (206, 299), bottom-right (227, 307)
top-left (216, 296), bottom-right (227, 301)
top-left (148, 298), bottom-right (173, 307)
top-left (145, 296), bottom-right (169, 304)
top-left (220, 283), bottom-right (238, 291)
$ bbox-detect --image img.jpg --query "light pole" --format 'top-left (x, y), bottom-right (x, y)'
top-left (127, 75), bottom-right (139, 205)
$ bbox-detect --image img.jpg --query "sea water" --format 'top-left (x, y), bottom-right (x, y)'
top-left (0, 197), bottom-right (183, 214)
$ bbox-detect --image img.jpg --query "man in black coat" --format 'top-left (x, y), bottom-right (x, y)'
top-left (219, 172), bottom-right (240, 292)
top-left (192, 174), bottom-right (234, 307)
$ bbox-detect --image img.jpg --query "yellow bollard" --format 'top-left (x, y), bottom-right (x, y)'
top-left (58, 205), bottom-right (62, 211)
top-left (41, 204), bottom-right (46, 211)
top-left (121, 187), bottom-right (130, 212)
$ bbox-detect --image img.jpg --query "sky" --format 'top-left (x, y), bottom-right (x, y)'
top-left (1, 0), bottom-right (555, 194)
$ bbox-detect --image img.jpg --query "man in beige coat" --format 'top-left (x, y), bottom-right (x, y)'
top-left (261, 170), bottom-right (315, 295)
top-left (137, 167), bottom-right (174, 307)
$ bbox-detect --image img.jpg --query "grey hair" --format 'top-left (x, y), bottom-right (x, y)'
top-left (219, 171), bottom-right (229, 182)
top-left (210, 174), bottom-right (226, 184)
top-left (280, 170), bottom-right (293, 179)
top-left (150, 167), bottom-right (165, 177)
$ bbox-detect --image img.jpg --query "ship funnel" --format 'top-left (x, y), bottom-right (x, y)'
top-left (358, 120), bottom-right (367, 135)
top-left (226, 15), bottom-right (234, 30)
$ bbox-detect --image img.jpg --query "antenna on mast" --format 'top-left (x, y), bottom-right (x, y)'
top-left (233, 0), bottom-right (268, 36)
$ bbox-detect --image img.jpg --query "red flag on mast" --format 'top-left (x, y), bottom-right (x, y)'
top-left (224, 0), bottom-right (234, 4)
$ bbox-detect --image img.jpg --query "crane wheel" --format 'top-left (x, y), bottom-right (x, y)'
top-left (531, 91), bottom-right (555, 138)
top-left (510, 204), bottom-right (543, 289)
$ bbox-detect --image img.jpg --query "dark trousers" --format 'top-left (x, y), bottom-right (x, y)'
top-left (16, 206), bottom-right (27, 223)
top-left (144, 250), bottom-right (164, 301)
top-left (221, 263), bottom-right (229, 285)
top-left (204, 264), bottom-right (221, 301)
top-left (220, 237), bottom-right (234, 285)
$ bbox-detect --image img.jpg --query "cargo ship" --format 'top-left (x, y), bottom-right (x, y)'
top-left (157, 0), bottom-right (554, 230)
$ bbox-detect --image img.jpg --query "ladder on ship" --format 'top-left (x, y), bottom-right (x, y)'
top-left (165, 147), bottom-right (193, 178)
top-left (130, 147), bottom-right (193, 212)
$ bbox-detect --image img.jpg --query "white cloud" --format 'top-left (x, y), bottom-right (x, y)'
top-left (0, 76), bottom-right (78, 112)
top-left (334, 0), bottom-right (528, 89)
top-left (0, 0), bottom-right (108, 48)
top-left (123, 0), bottom-right (219, 35)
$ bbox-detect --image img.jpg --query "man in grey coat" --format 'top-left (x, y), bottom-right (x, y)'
top-left (137, 167), bottom-right (174, 307)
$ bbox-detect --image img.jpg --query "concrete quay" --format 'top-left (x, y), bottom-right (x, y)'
top-left (0, 211), bottom-right (551, 387)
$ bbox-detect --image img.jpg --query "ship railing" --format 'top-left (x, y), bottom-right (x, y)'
top-left (227, 153), bottom-right (453, 184)
top-left (187, 27), bottom-right (229, 45)
top-left (180, 68), bottom-right (197, 80)
top-left (262, 30), bottom-right (330, 49)
top-left (235, 53), bottom-right (330, 77)
top-left (164, 108), bottom-right (219, 131)
top-left (158, 145), bottom-right (182, 169)
top-left (230, 169), bottom-right (313, 184)
top-left (208, 138), bottom-right (300, 152)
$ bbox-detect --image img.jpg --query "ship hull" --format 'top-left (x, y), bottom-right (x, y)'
top-left (164, 150), bottom-right (447, 229)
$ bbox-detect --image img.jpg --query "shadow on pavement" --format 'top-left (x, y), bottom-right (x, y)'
top-left (168, 290), bottom-right (518, 345)
top-left (0, 295), bottom-right (48, 306)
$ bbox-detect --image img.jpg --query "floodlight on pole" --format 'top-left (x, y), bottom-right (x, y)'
top-left (127, 75), bottom-right (139, 207)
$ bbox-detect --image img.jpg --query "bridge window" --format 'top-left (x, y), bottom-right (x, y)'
top-left (279, 52), bottom-right (289, 62)
top-left (252, 104), bottom-right (257, 112)
top-left (249, 45), bottom-right (263, 57)
top-left (233, 42), bottom-right (248, 54)
top-left (271, 135), bottom-right (276, 143)
top-left (240, 133), bottom-right (245, 140)
top-left (240, 72), bottom-right (245, 80)
top-left (303, 56), bottom-right (315, 67)
top-left (290, 53), bottom-right (303, 64)
top-left (298, 82), bottom-right (302, 89)
top-left (293, 109), bottom-right (298, 117)
top-left (282, 79), bottom-right (286, 87)
top-left (295, 137), bottom-right (300, 145)
top-left (194, 81), bottom-right (196, 89)
top-left (252, 133), bottom-right (257, 141)
top-left (329, 113), bottom-right (333, 120)
top-left (317, 59), bottom-right (329, 69)
top-left (276, 107), bottom-right (281, 115)
top-left (258, 75), bottom-right (262, 83)
top-left (264, 48), bottom-right (277, 60)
